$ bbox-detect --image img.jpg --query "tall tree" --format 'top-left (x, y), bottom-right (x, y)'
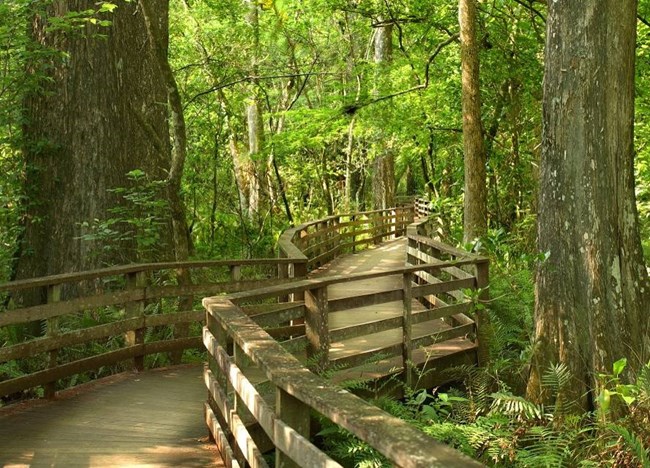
top-left (15, 1), bottom-right (174, 295)
top-left (527, 0), bottom-right (650, 410)
top-left (245, 0), bottom-right (265, 216)
top-left (371, 17), bottom-right (395, 210)
top-left (459, 0), bottom-right (487, 243)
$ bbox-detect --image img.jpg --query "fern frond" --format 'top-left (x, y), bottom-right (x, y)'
top-left (607, 423), bottom-right (650, 467)
top-left (489, 391), bottom-right (543, 421)
top-left (542, 362), bottom-right (572, 391)
top-left (542, 362), bottom-right (577, 420)
top-left (636, 362), bottom-right (650, 402)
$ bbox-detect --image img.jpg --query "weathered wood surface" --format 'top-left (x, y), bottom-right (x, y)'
top-left (0, 365), bottom-right (223, 467)
top-left (309, 238), bottom-right (477, 378)
top-left (203, 298), bottom-right (482, 468)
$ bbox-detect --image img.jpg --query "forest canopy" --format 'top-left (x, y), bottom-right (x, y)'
top-left (3, 0), bottom-right (650, 465)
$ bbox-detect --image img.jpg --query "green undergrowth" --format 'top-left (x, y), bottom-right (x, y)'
top-left (321, 358), bottom-right (650, 467)
top-left (318, 228), bottom-right (650, 467)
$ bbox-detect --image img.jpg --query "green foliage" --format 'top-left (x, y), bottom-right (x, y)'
top-left (317, 422), bottom-right (390, 468)
top-left (78, 170), bottom-right (170, 264)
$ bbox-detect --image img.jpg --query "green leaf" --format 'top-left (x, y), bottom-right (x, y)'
top-left (598, 389), bottom-right (611, 413)
top-left (99, 2), bottom-right (118, 13)
top-left (621, 394), bottom-right (636, 405)
top-left (613, 358), bottom-right (627, 377)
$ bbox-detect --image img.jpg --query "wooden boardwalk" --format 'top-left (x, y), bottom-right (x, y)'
top-left (0, 365), bottom-right (223, 468)
top-left (0, 236), bottom-right (479, 467)
top-left (312, 238), bottom-right (476, 385)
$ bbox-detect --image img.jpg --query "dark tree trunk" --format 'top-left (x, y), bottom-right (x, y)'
top-left (16, 1), bottom-right (172, 302)
top-left (459, 0), bottom-right (487, 243)
top-left (527, 0), bottom-right (650, 411)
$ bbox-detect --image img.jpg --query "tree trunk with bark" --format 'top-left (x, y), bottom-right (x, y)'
top-left (16, 0), bottom-right (173, 295)
top-left (245, 0), bottom-right (265, 216)
top-left (459, 0), bottom-right (487, 243)
top-left (527, 0), bottom-right (650, 411)
top-left (371, 19), bottom-right (395, 210)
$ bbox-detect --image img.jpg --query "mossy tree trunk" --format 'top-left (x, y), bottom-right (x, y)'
top-left (15, 1), bottom-right (175, 309)
top-left (459, 0), bottom-right (487, 244)
top-left (527, 0), bottom-right (650, 411)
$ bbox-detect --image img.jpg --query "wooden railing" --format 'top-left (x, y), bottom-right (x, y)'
top-left (0, 258), bottom-right (306, 400)
top-left (204, 291), bottom-right (482, 468)
top-left (0, 205), bottom-right (417, 402)
top-left (407, 215), bottom-right (490, 365)
top-left (278, 205), bottom-right (415, 270)
top-left (414, 197), bottom-right (434, 218)
top-left (203, 210), bottom-right (488, 467)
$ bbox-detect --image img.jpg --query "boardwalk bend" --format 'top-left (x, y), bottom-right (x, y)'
top-left (0, 200), bottom-right (488, 467)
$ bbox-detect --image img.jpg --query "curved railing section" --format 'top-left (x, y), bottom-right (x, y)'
top-left (202, 202), bottom-right (489, 467)
top-left (0, 204), bottom-right (420, 402)
top-left (278, 205), bottom-right (416, 271)
top-left (0, 258), bottom-right (305, 400)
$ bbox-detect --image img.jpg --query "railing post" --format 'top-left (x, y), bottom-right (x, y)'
top-left (44, 284), bottom-right (61, 399)
top-left (275, 388), bottom-right (310, 468)
top-left (402, 272), bottom-right (413, 389)
top-left (172, 267), bottom-right (193, 365)
top-left (475, 260), bottom-right (491, 367)
top-left (230, 264), bottom-right (242, 282)
top-left (125, 271), bottom-right (146, 371)
top-left (206, 309), bottom-right (230, 393)
top-left (290, 261), bottom-right (307, 303)
top-left (351, 214), bottom-right (357, 253)
top-left (205, 306), bottom-right (231, 446)
top-left (304, 286), bottom-right (329, 372)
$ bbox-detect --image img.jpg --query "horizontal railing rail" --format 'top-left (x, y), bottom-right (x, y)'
top-left (0, 258), bottom-right (307, 401)
top-left (203, 293), bottom-right (483, 468)
top-left (203, 210), bottom-right (489, 466)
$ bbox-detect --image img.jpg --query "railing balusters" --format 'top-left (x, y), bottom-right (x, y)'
top-left (125, 271), bottom-right (146, 371)
top-left (44, 284), bottom-right (61, 399)
top-left (304, 285), bottom-right (329, 371)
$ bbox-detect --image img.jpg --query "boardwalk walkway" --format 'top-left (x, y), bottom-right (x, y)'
top-left (0, 226), bottom-right (483, 467)
top-left (0, 241), bottom-right (413, 468)
top-left (0, 365), bottom-right (222, 468)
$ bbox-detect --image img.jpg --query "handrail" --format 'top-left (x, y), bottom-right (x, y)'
top-left (202, 209), bottom-right (489, 467)
top-left (0, 257), bottom-right (307, 400)
top-left (0, 258), bottom-right (301, 293)
top-left (203, 295), bottom-right (482, 468)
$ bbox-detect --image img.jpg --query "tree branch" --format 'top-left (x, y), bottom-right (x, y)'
top-left (343, 33), bottom-right (459, 115)
top-left (184, 71), bottom-right (334, 108)
top-left (511, 0), bottom-right (546, 22)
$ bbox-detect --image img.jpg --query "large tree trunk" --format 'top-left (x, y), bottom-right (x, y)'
top-left (16, 0), bottom-right (172, 294)
top-left (371, 19), bottom-right (395, 210)
top-left (459, 0), bottom-right (487, 243)
top-left (527, 0), bottom-right (650, 411)
top-left (138, 0), bottom-right (191, 264)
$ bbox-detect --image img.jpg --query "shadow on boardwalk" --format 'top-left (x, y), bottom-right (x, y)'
top-left (0, 364), bottom-right (223, 468)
